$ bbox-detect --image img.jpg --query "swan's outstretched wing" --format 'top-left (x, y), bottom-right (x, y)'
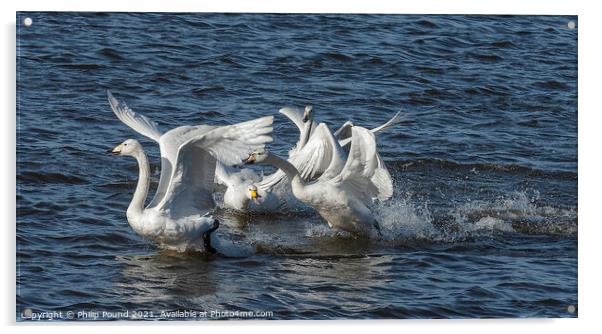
top-left (214, 161), bottom-right (233, 187)
top-left (257, 123), bottom-right (345, 191)
top-left (338, 126), bottom-right (393, 201)
top-left (214, 162), bottom-right (261, 188)
top-left (279, 107), bottom-right (317, 157)
top-left (183, 116), bottom-right (273, 166)
top-left (338, 111), bottom-right (404, 148)
top-left (370, 153), bottom-right (393, 200)
top-left (371, 110), bottom-right (403, 135)
top-left (107, 90), bottom-right (163, 142)
top-left (334, 121), bottom-right (354, 141)
top-left (279, 107), bottom-right (306, 133)
top-left (309, 123), bottom-right (346, 181)
top-left (256, 167), bottom-right (287, 192)
top-left (155, 117), bottom-right (273, 214)
top-left (335, 127), bottom-right (381, 204)
top-left (108, 90), bottom-right (179, 208)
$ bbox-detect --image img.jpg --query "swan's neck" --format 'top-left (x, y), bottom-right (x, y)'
top-left (128, 148), bottom-right (150, 217)
top-left (264, 153), bottom-right (305, 191)
top-left (299, 120), bottom-right (313, 149)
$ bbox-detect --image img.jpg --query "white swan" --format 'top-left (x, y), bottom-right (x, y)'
top-left (244, 126), bottom-right (385, 236)
top-left (107, 91), bottom-right (273, 253)
top-left (278, 107), bottom-right (403, 197)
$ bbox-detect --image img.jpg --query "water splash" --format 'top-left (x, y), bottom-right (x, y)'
top-left (374, 197), bottom-right (437, 242)
top-left (449, 191), bottom-right (577, 236)
top-left (371, 190), bottom-right (576, 243)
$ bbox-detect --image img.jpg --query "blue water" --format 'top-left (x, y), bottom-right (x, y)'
top-left (16, 13), bottom-right (577, 320)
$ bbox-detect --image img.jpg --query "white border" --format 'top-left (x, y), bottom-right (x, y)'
top-left (6, 0), bottom-right (582, 14)
top-left (3, 1), bottom-right (600, 333)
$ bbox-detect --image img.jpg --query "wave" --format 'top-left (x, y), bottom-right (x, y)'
top-left (55, 63), bottom-right (106, 70)
top-left (191, 86), bottom-right (226, 96)
top-left (490, 40), bottom-right (517, 48)
top-left (97, 47), bottom-right (125, 60)
top-left (17, 171), bottom-right (88, 185)
top-left (466, 52), bottom-right (504, 63)
top-left (533, 80), bottom-right (569, 90)
top-left (388, 158), bottom-right (577, 180)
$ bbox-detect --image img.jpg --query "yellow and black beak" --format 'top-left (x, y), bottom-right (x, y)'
top-left (108, 143), bottom-right (123, 155)
top-left (250, 189), bottom-right (258, 199)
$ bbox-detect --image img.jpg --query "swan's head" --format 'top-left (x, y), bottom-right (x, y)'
top-left (247, 184), bottom-right (261, 200)
top-left (110, 139), bottom-right (141, 157)
top-left (244, 151), bottom-right (269, 164)
top-left (303, 105), bottom-right (313, 122)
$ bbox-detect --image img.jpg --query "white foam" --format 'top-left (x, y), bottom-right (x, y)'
top-left (212, 235), bottom-right (255, 258)
top-left (305, 224), bottom-right (353, 238)
top-left (472, 216), bottom-right (514, 232)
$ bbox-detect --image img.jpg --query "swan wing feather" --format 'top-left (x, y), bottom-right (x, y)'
top-left (371, 110), bottom-right (404, 135)
top-left (155, 117), bottom-right (273, 213)
top-left (370, 153), bottom-right (393, 200)
top-left (334, 121), bottom-right (353, 141)
top-left (335, 127), bottom-right (380, 203)
top-left (279, 107), bottom-right (305, 133)
top-left (107, 90), bottom-right (163, 142)
top-left (257, 123), bottom-right (344, 191)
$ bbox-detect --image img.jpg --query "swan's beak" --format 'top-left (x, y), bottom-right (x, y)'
top-left (303, 105), bottom-right (312, 122)
top-left (250, 189), bottom-right (259, 199)
top-left (109, 144), bottom-right (123, 155)
top-left (302, 113), bottom-right (309, 122)
top-left (244, 153), bottom-right (256, 164)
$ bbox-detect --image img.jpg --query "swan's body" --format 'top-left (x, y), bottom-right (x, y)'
top-left (107, 91), bottom-right (273, 253)
top-left (245, 126), bottom-right (385, 236)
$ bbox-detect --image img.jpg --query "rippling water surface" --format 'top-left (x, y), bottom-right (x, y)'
top-left (16, 13), bottom-right (577, 319)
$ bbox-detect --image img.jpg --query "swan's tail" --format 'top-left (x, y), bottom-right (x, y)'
top-left (370, 110), bottom-right (404, 135)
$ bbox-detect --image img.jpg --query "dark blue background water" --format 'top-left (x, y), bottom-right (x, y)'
top-left (16, 13), bottom-right (577, 320)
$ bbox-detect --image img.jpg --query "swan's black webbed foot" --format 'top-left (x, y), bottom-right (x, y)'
top-left (203, 219), bottom-right (220, 255)
top-left (373, 220), bottom-right (383, 238)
